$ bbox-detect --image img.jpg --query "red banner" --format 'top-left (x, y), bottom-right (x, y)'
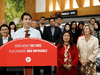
top-left (0, 38), bottom-right (57, 66)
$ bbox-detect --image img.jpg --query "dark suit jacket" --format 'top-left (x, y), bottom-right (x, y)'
top-left (36, 25), bottom-right (47, 39)
top-left (0, 37), bottom-right (13, 46)
top-left (43, 26), bottom-right (62, 45)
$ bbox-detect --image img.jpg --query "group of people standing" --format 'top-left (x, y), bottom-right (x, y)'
top-left (0, 12), bottom-right (99, 75)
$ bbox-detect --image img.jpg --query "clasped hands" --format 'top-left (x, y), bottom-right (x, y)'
top-left (63, 64), bottom-right (72, 70)
top-left (80, 60), bottom-right (88, 67)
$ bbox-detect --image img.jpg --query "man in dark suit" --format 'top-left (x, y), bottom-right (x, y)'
top-left (43, 18), bottom-right (62, 45)
top-left (43, 18), bottom-right (62, 75)
top-left (0, 24), bottom-right (13, 75)
top-left (36, 16), bottom-right (47, 39)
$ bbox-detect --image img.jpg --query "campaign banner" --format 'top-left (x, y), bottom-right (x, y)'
top-left (0, 38), bottom-right (57, 66)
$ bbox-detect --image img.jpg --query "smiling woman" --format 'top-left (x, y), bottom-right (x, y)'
top-left (57, 31), bottom-right (79, 75)
top-left (77, 24), bottom-right (98, 75)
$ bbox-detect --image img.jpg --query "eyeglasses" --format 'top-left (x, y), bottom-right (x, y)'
top-left (1, 29), bottom-right (8, 31)
top-left (40, 19), bottom-right (45, 21)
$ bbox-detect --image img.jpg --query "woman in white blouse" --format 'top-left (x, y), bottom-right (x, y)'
top-left (77, 24), bottom-right (98, 75)
top-left (9, 21), bottom-right (16, 38)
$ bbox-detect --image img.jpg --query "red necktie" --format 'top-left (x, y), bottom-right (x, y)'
top-left (25, 30), bottom-right (28, 38)
top-left (25, 30), bottom-right (33, 75)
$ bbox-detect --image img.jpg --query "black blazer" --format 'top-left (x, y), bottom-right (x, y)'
top-left (0, 37), bottom-right (13, 46)
top-left (43, 26), bottom-right (62, 45)
top-left (36, 25), bottom-right (47, 39)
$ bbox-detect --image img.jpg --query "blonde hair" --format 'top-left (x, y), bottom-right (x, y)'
top-left (83, 24), bottom-right (94, 35)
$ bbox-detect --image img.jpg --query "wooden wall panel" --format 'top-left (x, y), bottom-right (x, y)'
top-left (0, 0), bottom-right (5, 25)
top-left (61, 0), bottom-right (65, 10)
top-left (25, 0), bottom-right (100, 20)
top-left (25, 0), bottom-right (36, 20)
top-left (90, 0), bottom-right (93, 6)
top-left (78, 6), bottom-right (100, 16)
top-left (70, 0), bottom-right (73, 9)
top-left (53, 0), bottom-right (56, 11)
top-left (46, 0), bottom-right (49, 12)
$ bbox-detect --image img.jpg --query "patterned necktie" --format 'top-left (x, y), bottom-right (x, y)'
top-left (25, 30), bottom-right (29, 38)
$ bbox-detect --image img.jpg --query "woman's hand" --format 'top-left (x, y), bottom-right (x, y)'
top-left (67, 64), bottom-right (72, 70)
top-left (80, 59), bottom-right (88, 67)
top-left (79, 59), bottom-right (83, 65)
top-left (82, 61), bottom-right (88, 67)
top-left (63, 64), bottom-right (68, 69)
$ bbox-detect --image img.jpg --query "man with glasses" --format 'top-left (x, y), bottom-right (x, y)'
top-left (0, 24), bottom-right (13, 75)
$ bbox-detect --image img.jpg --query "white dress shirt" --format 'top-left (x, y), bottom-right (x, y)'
top-left (55, 23), bottom-right (65, 32)
top-left (13, 27), bottom-right (41, 39)
top-left (11, 30), bottom-right (15, 38)
top-left (2, 37), bottom-right (8, 44)
top-left (40, 24), bottom-right (44, 33)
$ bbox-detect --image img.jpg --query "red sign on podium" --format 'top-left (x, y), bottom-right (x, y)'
top-left (0, 38), bottom-right (57, 66)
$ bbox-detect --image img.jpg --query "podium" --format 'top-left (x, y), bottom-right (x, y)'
top-left (0, 38), bottom-right (57, 75)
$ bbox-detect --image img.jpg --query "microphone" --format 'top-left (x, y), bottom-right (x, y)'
top-left (28, 34), bottom-right (30, 37)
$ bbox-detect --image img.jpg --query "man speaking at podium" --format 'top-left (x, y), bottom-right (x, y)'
top-left (13, 12), bottom-right (41, 75)
top-left (13, 12), bottom-right (41, 39)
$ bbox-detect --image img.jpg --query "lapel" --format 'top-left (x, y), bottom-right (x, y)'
top-left (81, 35), bottom-right (93, 46)
top-left (37, 25), bottom-right (40, 30)
top-left (87, 35), bottom-right (94, 45)
top-left (0, 38), bottom-right (3, 46)
top-left (8, 37), bottom-right (13, 42)
top-left (54, 26), bottom-right (57, 37)
top-left (0, 37), bottom-right (12, 46)
top-left (48, 26), bottom-right (52, 37)
top-left (38, 25), bottom-right (40, 30)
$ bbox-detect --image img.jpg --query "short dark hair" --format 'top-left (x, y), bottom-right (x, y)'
top-left (90, 18), bottom-right (96, 22)
top-left (32, 20), bottom-right (37, 22)
top-left (21, 12), bottom-right (32, 20)
top-left (0, 24), bottom-right (9, 30)
top-left (58, 31), bottom-right (74, 49)
top-left (57, 16), bottom-right (63, 19)
top-left (71, 21), bottom-right (77, 30)
top-left (78, 21), bottom-right (84, 26)
top-left (9, 21), bottom-right (16, 32)
top-left (49, 18), bottom-right (55, 22)
top-left (63, 23), bottom-right (71, 32)
top-left (40, 16), bottom-right (46, 20)
top-left (9, 21), bottom-right (15, 26)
